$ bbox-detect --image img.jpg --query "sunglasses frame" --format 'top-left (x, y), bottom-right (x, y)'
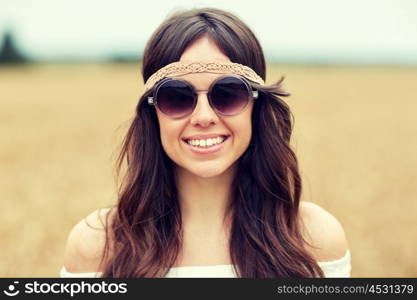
top-left (147, 75), bottom-right (259, 118)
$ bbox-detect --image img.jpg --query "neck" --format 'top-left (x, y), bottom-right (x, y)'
top-left (175, 165), bottom-right (235, 228)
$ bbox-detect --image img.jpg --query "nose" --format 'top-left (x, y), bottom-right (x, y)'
top-left (189, 92), bottom-right (219, 127)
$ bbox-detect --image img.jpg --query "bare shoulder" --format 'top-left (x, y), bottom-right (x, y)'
top-left (63, 207), bottom-right (116, 273)
top-left (299, 201), bottom-right (349, 262)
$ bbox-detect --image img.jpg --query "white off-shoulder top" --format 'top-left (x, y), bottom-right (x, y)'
top-left (60, 250), bottom-right (351, 278)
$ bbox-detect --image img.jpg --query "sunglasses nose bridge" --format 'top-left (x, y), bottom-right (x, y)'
top-left (194, 89), bottom-right (209, 95)
top-left (188, 91), bottom-right (219, 124)
top-left (194, 89), bottom-right (215, 110)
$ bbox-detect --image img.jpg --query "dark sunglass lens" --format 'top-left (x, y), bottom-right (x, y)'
top-left (156, 80), bottom-right (195, 117)
top-left (210, 77), bottom-right (250, 115)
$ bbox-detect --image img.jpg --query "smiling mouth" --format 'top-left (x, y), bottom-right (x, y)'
top-left (182, 135), bottom-right (230, 148)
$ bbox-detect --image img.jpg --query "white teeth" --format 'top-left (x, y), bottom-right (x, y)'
top-left (185, 136), bottom-right (226, 148)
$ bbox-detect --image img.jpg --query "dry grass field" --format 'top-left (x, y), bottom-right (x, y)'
top-left (0, 63), bottom-right (416, 277)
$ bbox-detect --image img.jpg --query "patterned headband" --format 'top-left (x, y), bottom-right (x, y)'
top-left (144, 61), bottom-right (265, 91)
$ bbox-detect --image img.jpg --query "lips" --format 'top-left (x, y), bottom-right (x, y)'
top-left (182, 134), bottom-right (230, 142)
top-left (182, 135), bottom-right (230, 155)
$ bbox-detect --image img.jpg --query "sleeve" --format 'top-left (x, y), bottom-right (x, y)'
top-left (60, 266), bottom-right (102, 278)
top-left (318, 250), bottom-right (351, 278)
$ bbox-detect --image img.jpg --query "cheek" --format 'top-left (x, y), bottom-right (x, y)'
top-left (237, 120), bottom-right (252, 146)
top-left (157, 113), bottom-right (183, 154)
top-left (242, 104), bottom-right (254, 138)
top-left (230, 106), bottom-right (253, 150)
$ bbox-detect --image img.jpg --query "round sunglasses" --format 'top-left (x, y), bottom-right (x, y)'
top-left (147, 75), bottom-right (258, 118)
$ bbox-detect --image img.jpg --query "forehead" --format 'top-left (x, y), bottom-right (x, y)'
top-left (176, 37), bottom-right (231, 85)
top-left (179, 36), bottom-right (230, 63)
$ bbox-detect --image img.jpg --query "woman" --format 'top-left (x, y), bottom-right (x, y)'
top-left (61, 8), bottom-right (351, 278)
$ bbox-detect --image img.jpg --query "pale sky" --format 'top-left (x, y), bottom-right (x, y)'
top-left (1, 0), bottom-right (417, 64)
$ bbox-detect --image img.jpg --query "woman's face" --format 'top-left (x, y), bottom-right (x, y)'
top-left (155, 36), bottom-right (253, 179)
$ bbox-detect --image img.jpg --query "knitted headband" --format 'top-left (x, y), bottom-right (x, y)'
top-left (144, 61), bottom-right (265, 91)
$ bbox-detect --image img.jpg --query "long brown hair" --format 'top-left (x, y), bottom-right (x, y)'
top-left (100, 8), bottom-right (324, 278)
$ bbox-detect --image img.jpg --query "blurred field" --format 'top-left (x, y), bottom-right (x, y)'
top-left (0, 63), bottom-right (416, 277)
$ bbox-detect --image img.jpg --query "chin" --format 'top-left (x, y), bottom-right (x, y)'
top-left (175, 159), bottom-right (232, 178)
top-left (188, 165), bottom-right (228, 178)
